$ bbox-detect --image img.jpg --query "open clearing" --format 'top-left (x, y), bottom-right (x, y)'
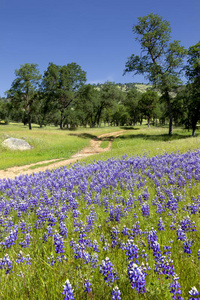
top-left (0, 130), bottom-right (125, 179)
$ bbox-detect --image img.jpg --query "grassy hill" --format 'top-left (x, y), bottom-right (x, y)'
top-left (94, 82), bottom-right (152, 93)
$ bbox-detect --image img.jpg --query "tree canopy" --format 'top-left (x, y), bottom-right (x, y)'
top-left (124, 13), bottom-right (187, 135)
top-left (7, 63), bottom-right (41, 129)
top-left (42, 62), bottom-right (87, 129)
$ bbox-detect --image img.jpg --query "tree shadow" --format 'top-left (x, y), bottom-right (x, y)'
top-left (117, 133), bottom-right (192, 142)
top-left (120, 126), bottom-right (140, 130)
top-left (68, 133), bottom-right (115, 142)
top-left (69, 133), bottom-right (99, 140)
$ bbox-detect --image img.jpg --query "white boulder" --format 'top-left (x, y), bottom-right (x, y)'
top-left (2, 138), bottom-right (33, 150)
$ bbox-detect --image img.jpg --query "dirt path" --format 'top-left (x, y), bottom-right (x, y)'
top-left (0, 130), bottom-right (125, 180)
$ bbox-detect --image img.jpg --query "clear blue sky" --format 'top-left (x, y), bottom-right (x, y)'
top-left (0, 0), bottom-right (199, 97)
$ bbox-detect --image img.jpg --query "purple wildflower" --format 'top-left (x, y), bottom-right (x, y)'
top-left (158, 217), bottom-right (165, 231)
top-left (54, 232), bottom-right (65, 254)
top-left (189, 286), bottom-right (199, 300)
top-left (141, 203), bottom-right (150, 218)
top-left (127, 262), bottom-right (146, 294)
top-left (183, 239), bottom-right (192, 255)
top-left (111, 286), bottom-right (121, 300)
top-left (62, 279), bottom-right (74, 300)
top-left (84, 279), bottom-right (92, 293)
top-left (0, 254), bottom-right (13, 274)
top-left (169, 275), bottom-right (183, 300)
top-left (124, 239), bottom-right (139, 263)
top-left (99, 257), bottom-right (118, 286)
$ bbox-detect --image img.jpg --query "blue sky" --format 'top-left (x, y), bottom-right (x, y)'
top-left (0, 0), bottom-right (199, 97)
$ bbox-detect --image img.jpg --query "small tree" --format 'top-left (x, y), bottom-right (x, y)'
top-left (7, 63), bottom-right (41, 130)
top-left (124, 13), bottom-right (187, 135)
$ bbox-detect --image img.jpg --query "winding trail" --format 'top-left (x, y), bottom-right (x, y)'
top-left (0, 130), bottom-right (125, 180)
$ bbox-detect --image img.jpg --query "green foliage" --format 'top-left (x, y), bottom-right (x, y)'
top-left (185, 41), bottom-right (200, 136)
top-left (42, 62), bottom-right (87, 129)
top-left (138, 90), bottom-right (159, 125)
top-left (76, 84), bottom-right (101, 127)
top-left (124, 13), bottom-right (187, 135)
top-left (6, 64), bottom-right (42, 130)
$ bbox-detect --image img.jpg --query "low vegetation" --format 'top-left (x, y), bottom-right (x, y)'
top-left (0, 124), bottom-right (200, 299)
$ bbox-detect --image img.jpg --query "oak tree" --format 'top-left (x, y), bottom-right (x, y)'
top-left (124, 13), bottom-right (187, 135)
top-left (7, 63), bottom-right (41, 129)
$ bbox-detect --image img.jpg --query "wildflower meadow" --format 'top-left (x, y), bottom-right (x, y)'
top-left (0, 150), bottom-right (200, 299)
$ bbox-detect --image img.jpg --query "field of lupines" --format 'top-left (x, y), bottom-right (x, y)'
top-left (0, 150), bottom-right (200, 299)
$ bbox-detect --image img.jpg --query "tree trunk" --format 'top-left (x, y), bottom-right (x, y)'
top-left (192, 128), bottom-right (196, 137)
top-left (60, 110), bottom-right (64, 129)
top-left (26, 90), bottom-right (32, 130)
top-left (28, 112), bottom-right (32, 130)
top-left (165, 91), bottom-right (173, 135)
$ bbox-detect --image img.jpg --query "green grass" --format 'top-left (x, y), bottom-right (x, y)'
top-left (28, 159), bottom-right (66, 170)
top-left (0, 122), bottom-right (199, 170)
top-left (100, 140), bottom-right (110, 148)
top-left (0, 123), bottom-right (200, 299)
top-left (81, 125), bottom-right (200, 164)
top-left (0, 123), bottom-right (122, 169)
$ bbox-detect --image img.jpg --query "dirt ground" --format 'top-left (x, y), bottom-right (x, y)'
top-left (0, 130), bottom-right (125, 180)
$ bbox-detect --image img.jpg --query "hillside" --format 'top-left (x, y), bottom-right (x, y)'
top-left (94, 82), bottom-right (152, 93)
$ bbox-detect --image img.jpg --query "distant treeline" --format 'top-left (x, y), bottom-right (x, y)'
top-left (0, 62), bottom-right (193, 134)
top-left (0, 13), bottom-right (200, 136)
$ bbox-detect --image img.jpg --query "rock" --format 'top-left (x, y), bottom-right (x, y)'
top-left (2, 138), bottom-right (33, 150)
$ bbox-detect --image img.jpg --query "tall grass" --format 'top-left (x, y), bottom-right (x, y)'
top-left (0, 123), bottom-right (122, 169)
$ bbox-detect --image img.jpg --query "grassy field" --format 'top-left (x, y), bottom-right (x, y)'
top-left (0, 123), bottom-right (200, 299)
top-left (82, 125), bottom-right (200, 164)
top-left (0, 123), bottom-right (123, 169)
top-left (0, 122), bottom-right (199, 170)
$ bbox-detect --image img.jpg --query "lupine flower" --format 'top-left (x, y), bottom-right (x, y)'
top-left (147, 229), bottom-right (158, 250)
top-left (152, 241), bottom-right (161, 261)
top-left (19, 233), bottom-right (32, 248)
top-left (111, 226), bottom-right (120, 248)
top-left (84, 279), bottom-right (92, 293)
top-left (131, 221), bottom-right (142, 237)
top-left (59, 222), bottom-right (68, 238)
top-left (54, 232), bottom-right (65, 254)
top-left (1, 225), bottom-right (18, 249)
top-left (176, 226), bottom-right (187, 241)
top-left (154, 256), bottom-right (175, 279)
top-left (0, 254), bottom-right (13, 274)
top-left (16, 251), bottom-right (25, 264)
top-left (169, 275), bottom-right (183, 300)
top-left (183, 240), bottom-right (192, 255)
top-left (47, 254), bottom-right (56, 266)
top-left (99, 257), bottom-right (118, 286)
top-left (124, 239), bottom-right (139, 263)
top-left (127, 262), bottom-right (146, 294)
top-left (158, 217), bottom-right (165, 231)
top-left (111, 286), bottom-right (121, 300)
top-left (62, 279), bottom-right (74, 300)
top-left (91, 253), bottom-right (99, 268)
top-left (180, 216), bottom-right (196, 232)
top-left (188, 286), bottom-right (199, 300)
top-left (141, 203), bottom-right (150, 218)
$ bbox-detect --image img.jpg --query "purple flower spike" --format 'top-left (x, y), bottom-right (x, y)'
top-left (189, 286), bottom-right (199, 300)
top-left (84, 279), bottom-right (92, 293)
top-left (111, 286), bottom-right (121, 300)
top-left (62, 279), bottom-right (74, 300)
top-left (169, 275), bottom-right (183, 300)
top-left (127, 262), bottom-right (147, 294)
top-left (100, 257), bottom-right (118, 286)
